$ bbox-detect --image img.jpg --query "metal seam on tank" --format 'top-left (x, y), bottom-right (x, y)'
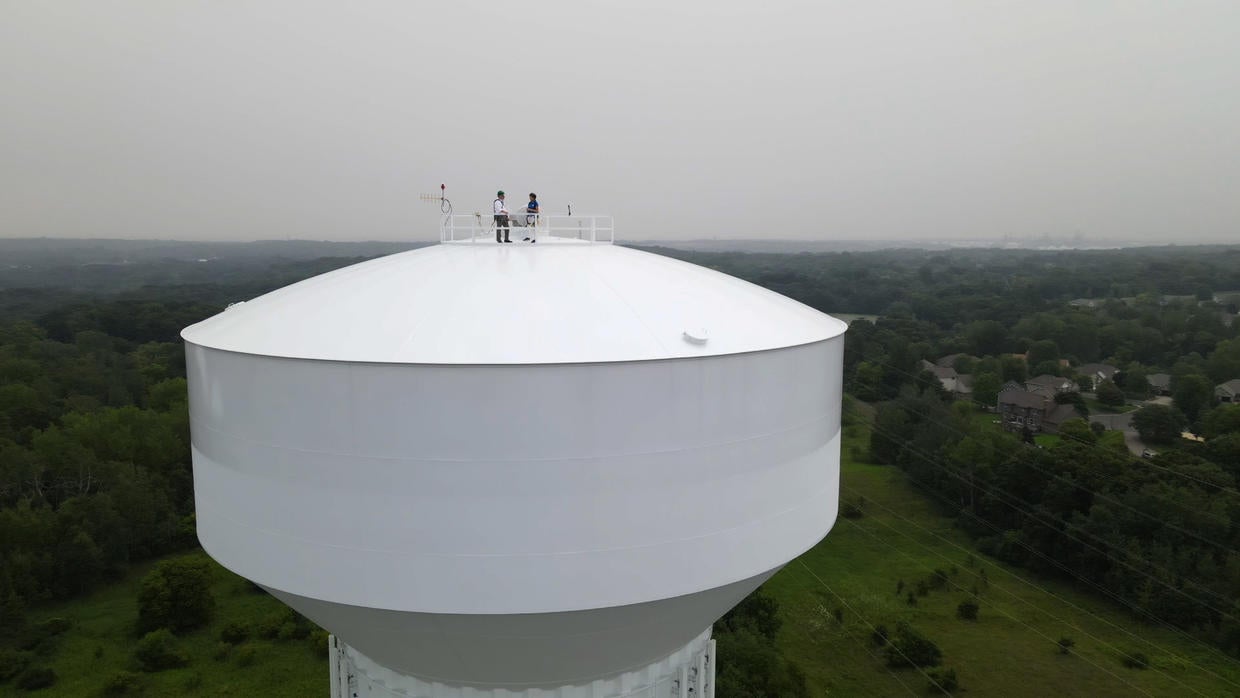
top-left (591, 263), bottom-right (673, 355)
top-left (180, 334), bottom-right (843, 368)
top-left (195, 477), bottom-right (836, 558)
top-left (188, 409), bottom-right (836, 464)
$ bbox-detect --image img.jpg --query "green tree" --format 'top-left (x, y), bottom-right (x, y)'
top-left (972, 372), bottom-right (1001, 409)
top-left (1172, 373), bottom-right (1214, 423)
top-left (1095, 380), bottom-right (1126, 407)
top-left (137, 557), bottom-right (215, 633)
top-left (1027, 340), bottom-right (1060, 369)
top-left (885, 622), bottom-right (942, 668)
top-left (1207, 339), bottom-right (1240, 384)
top-left (133, 628), bottom-right (189, 672)
top-left (1131, 405), bottom-right (1188, 444)
top-left (1202, 405), bottom-right (1240, 439)
top-left (965, 320), bottom-right (1008, 356)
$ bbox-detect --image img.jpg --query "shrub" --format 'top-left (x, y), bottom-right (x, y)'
top-left (0, 648), bottom-right (33, 681)
top-left (137, 557), bottom-right (215, 634)
top-left (102, 671), bottom-right (142, 695)
top-left (308, 629), bottom-right (331, 659)
top-left (832, 607), bottom-right (844, 624)
top-left (218, 621), bottom-right (250, 645)
top-left (181, 672), bottom-right (204, 691)
top-left (235, 645), bottom-right (259, 668)
top-left (278, 621), bottom-right (307, 641)
top-left (906, 593), bottom-right (917, 606)
top-left (956, 599), bottom-right (979, 621)
top-left (885, 623), bottom-right (942, 668)
top-left (926, 667), bottom-right (958, 692)
top-left (1121, 651), bottom-right (1149, 669)
top-left (256, 611), bottom-right (286, 639)
top-left (17, 617), bottom-right (73, 654)
top-left (1057, 637), bottom-right (1075, 655)
top-left (133, 628), bottom-right (190, 672)
top-left (212, 642), bottom-right (232, 662)
top-left (871, 624), bottom-right (889, 646)
top-left (15, 666), bottom-right (56, 691)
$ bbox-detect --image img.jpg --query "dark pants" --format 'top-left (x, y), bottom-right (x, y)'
top-left (495, 215), bottom-right (509, 241)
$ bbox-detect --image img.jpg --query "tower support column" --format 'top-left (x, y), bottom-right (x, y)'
top-left (328, 629), bottom-right (715, 698)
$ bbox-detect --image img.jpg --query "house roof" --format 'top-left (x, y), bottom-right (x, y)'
top-left (1217, 379), bottom-right (1240, 395)
top-left (1044, 403), bottom-right (1080, 427)
top-left (1077, 363), bottom-right (1117, 379)
top-left (936, 353), bottom-right (975, 368)
top-left (999, 389), bottom-right (1048, 410)
top-left (1026, 374), bottom-right (1070, 389)
top-left (1148, 373), bottom-right (1171, 388)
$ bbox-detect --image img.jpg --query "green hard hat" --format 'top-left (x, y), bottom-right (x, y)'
top-left (497, 190), bottom-right (505, 196)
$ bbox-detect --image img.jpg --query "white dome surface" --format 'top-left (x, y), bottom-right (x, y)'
top-left (181, 242), bottom-right (846, 364)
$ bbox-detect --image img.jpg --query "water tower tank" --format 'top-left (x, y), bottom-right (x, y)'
top-left (182, 237), bottom-right (847, 697)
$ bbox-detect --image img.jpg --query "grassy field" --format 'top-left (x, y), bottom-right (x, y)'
top-left (8, 423), bottom-right (1240, 696)
top-left (3, 552), bottom-right (324, 697)
top-left (764, 423), bottom-right (1240, 696)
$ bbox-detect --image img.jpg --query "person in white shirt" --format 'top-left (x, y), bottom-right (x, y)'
top-left (493, 191), bottom-right (511, 243)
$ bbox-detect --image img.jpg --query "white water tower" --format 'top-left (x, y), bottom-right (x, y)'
top-left (182, 220), bottom-right (846, 697)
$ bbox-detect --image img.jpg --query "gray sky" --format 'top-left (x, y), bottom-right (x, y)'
top-left (2, 1), bottom-right (1238, 243)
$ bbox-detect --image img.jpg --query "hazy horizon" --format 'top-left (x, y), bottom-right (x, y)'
top-left (3, 2), bottom-right (1239, 244)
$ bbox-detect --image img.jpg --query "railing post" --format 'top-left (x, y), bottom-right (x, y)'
top-left (591, 217), bottom-right (597, 243)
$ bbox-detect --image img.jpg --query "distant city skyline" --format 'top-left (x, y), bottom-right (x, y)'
top-left (3, 2), bottom-right (1239, 244)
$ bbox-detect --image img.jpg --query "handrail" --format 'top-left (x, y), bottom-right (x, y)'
top-left (441, 213), bottom-right (614, 244)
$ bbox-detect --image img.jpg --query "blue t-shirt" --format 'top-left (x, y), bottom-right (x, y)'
top-left (527, 199), bottom-right (539, 213)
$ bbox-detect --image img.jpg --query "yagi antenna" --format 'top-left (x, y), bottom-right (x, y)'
top-left (422, 183), bottom-right (452, 214)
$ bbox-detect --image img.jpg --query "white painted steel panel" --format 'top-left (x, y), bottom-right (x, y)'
top-left (180, 244), bottom-right (847, 365)
top-left (187, 338), bottom-right (842, 614)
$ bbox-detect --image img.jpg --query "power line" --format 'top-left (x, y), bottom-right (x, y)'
top-left (839, 489), bottom-right (1238, 695)
top-left (836, 516), bottom-right (1164, 697)
top-left (856, 436), bottom-right (1240, 667)
top-left (795, 560), bottom-right (951, 696)
top-left (861, 416), bottom-right (1240, 625)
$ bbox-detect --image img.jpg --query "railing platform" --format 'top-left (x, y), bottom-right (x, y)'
top-left (441, 213), bottom-right (614, 244)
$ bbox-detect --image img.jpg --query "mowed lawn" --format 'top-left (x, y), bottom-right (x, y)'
top-left (765, 425), bottom-right (1240, 696)
top-left (6, 552), bottom-right (324, 698)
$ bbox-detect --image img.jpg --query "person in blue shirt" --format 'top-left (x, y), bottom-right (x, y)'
top-left (523, 193), bottom-right (539, 242)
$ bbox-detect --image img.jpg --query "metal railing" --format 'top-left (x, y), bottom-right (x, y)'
top-left (441, 213), bottom-right (614, 244)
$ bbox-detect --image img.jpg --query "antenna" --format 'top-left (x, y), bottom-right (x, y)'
top-left (420, 184), bottom-right (452, 215)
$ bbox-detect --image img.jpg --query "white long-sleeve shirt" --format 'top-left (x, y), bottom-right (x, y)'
top-left (493, 198), bottom-right (508, 215)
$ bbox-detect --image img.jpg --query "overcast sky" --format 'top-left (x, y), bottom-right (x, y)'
top-left (2, 1), bottom-right (1238, 243)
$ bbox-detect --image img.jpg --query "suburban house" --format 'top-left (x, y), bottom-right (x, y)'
top-left (1217, 379), bottom-right (1240, 403)
top-left (955, 374), bottom-right (974, 398)
top-left (1075, 363), bottom-right (1118, 390)
top-left (996, 391), bottom-right (1076, 433)
top-left (998, 388), bottom-right (1080, 435)
top-left (936, 353), bottom-right (977, 369)
top-left (1025, 374), bottom-right (1077, 398)
top-left (998, 389), bottom-right (1048, 432)
top-left (919, 359), bottom-right (973, 397)
top-left (1148, 373), bottom-right (1172, 395)
top-left (1042, 403), bottom-right (1082, 433)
